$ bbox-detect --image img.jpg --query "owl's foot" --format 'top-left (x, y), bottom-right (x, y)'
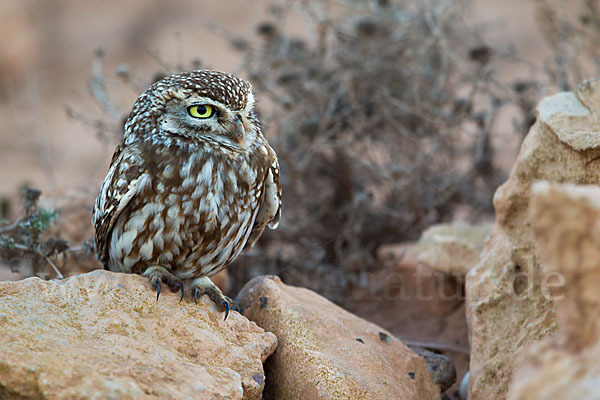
top-left (142, 266), bottom-right (184, 302)
top-left (191, 276), bottom-right (231, 321)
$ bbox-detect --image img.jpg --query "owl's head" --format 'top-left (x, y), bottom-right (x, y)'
top-left (127, 70), bottom-right (260, 149)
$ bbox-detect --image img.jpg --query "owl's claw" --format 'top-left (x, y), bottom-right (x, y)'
top-left (191, 276), bottom-right (231, 320)
top-left (223, 300), bottom-right (230, 321)
top-left (142, 266), bottom-right (183, 303)
top-left (178, 281), bottom-right (184, 303)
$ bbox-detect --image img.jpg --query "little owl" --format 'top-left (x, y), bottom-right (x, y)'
top-left (93, 70), bottom-right (281, 319)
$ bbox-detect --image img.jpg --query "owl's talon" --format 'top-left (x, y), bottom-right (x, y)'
top-left (142, 266), bottom-right (182, 303)
top-left (223, 300), bottom-right (230, 321)
top-left (178, 281), bottom-right (184, 303)
top-left (191, 276), bottom-right (231, 319)
top-left (155, 280), bottom-right (161, 301)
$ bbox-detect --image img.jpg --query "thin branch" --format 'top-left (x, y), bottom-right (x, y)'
top-left (9, 242), bottom-right (64, 279)
top-left (0, 222), bottom-right (18, 234)
top-left (89, 49), bottom-right (121, 122)
top-left (45, 256), bottom-right (64, 279)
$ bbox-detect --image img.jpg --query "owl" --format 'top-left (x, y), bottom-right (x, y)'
top-left (93, 70), bottom-right (281, 319)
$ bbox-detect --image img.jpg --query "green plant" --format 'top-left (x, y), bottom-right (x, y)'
top-left (0, 186), bottom-right (68, 278)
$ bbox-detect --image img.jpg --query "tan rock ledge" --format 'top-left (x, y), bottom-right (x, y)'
top-left (466, 76), bottom-right (600, 400)
top-left (538, 78), bottom-right (600, 151)
top-left (508, 182), bottom-right (600, 399)
top-left (416, 221), bottom-right (491, 279)
top-left (0, 270), bottom-right (277, 400)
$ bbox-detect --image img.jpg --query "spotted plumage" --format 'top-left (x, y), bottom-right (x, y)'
top-left (93, 70), bottom-right (281, 317)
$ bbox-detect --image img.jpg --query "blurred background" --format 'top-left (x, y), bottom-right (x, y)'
top-left (2, 0), bottom-right (598, 397)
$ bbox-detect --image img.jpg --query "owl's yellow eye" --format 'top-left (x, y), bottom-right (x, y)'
top-left (188, 104), bottom-right (215, 119)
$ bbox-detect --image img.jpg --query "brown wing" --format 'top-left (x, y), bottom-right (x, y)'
top-left (246, 152), bottom-right (282, 248)
top-left (92, 142), bottom-right (148, 268)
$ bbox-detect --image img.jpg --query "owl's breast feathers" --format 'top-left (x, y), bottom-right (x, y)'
top-left (93, 138), bottom-right (281, 277)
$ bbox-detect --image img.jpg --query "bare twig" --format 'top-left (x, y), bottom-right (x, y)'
top-left (45, 256), bottom-right (64, 279)
top-left (90, 49), bottom-right (121, 122)
top-left (0, 222), bottom-right (18, 234)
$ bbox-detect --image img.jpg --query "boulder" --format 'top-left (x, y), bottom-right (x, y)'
top-left (372, 242), bottom-right (469, 397)
top-left (466, 77), bottom-right (600, 399)
top-left (238, 275), bottom-right (439, 400)
top-left (374, 242), bottom-right (465, 318)
top-left (508, 183), bottom-right (600, 399)
top-left (416, 222), bottom-right (491, 279)
top-left (0, 270), bottom-right (277, 400)
top-left (376, 242), bottom-right (420, 270)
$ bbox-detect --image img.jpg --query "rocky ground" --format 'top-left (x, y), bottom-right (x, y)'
top-left (3, 78), bottom-right (600, 398)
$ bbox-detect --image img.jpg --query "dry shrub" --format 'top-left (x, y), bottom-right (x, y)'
top-left (0, 187), bottom-right (69, 279)
top-left (228, 0), bottom-right (509, 298)
top-left (535, 0), bottom-right (600, 90)
top-left (229, 0), bottom-right (600, 300)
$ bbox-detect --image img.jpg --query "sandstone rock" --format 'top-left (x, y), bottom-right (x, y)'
top-left (373, 242), bottom-right (466, 322)
top-left (238, 275), bottom-right (439, 400)
top-left (376, 242), bottom-right (420, 270)
top-left (466, 77), bottom-right (600, 400)
top-left (0, 270), bottom-right (277, 400)
top-left (371, 242), bottom-right (469, 397)
top-left (507, 182), bottom-right (600, 399)
top-left (416, 222), bottom-right (491, 279)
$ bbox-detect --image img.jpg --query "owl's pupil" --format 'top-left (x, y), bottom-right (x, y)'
top-left (197, 105), bottom-right (206, 114)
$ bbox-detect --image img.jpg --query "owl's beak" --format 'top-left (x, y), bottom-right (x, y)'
top-left (232, 114), bottom-right (246, 145)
